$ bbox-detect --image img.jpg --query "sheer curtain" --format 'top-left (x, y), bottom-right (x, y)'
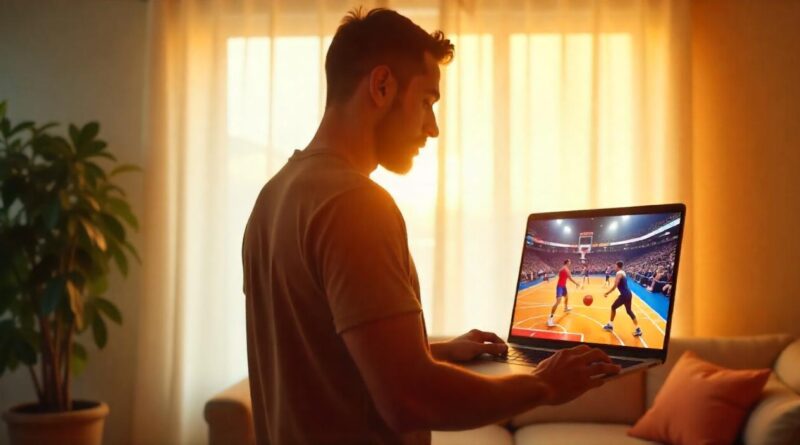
top-left (134, 0), bottom-right (691, 443)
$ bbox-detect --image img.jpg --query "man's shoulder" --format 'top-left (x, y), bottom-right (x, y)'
top-left (266, 156), bottom-right (396, 210)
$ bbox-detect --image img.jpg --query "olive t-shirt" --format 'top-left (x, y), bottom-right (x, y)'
top-left (242, 150), bottom-right (430, 444)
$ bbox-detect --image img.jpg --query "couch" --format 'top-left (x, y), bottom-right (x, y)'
top-left (205, 335), bottom-right (800, 444)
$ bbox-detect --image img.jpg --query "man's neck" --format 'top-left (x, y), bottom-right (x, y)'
top-left (305, 104), bottom-right (378, 176)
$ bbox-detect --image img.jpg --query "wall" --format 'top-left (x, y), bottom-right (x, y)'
top-left (0, 1), bottom-right (147, 444)
top-left (691, 0), bottom-right (800, 337)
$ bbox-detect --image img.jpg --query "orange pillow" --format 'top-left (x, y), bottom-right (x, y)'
top-left (628, 350), bottom-right (770, 445)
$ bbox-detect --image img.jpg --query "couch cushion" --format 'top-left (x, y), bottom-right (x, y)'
top-left (515, 423), bottom-right (658, 445)
top-left (646, 335), bottom-right (794, 407)
top-left (630, 350), bottom-right (770, 445)
top-left (511, 371), bottom-right (645, 427)
top-left (743, 374), bottom-right (800, 445)
top-left (775, 338), bottom-right (800, 394)
top-left (432, 425), bottom-right (513, 445)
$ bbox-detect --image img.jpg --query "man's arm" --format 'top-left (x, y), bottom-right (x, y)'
top-left (342, 311), bottom-right (620, 433)
top-left (568, 270), bottom-right (580, 286)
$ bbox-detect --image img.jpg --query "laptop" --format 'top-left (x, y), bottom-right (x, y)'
top-left (475, 203), bottom-right (686, 378)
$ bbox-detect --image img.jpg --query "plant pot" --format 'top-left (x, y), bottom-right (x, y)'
top-left (2, 400), bottom-right (109, 445)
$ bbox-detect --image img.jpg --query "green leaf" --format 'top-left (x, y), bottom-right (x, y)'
top-left (43, 197), bottom-right (61, 230)
top-left (70, 342), bottom-right (88, 376)
top-left (66, 280), bottom-right (84, 330)
top-left (83, 162), bottom-right (106, 184)
top-left (109, 164), bottom-right (142, 177)
top-left (68, 124), bottom-right (80, 147)
top-left (106, 197), bottom-right (138, 230)
top-left (42, 277), bottom-right (66, 315)
top-left (109, 243), bottom-right (128, 277)
top-left (81, 299), bottom-right (96, 333)
top-left (90, 151), bottom-right (117, 162)
top-left (122, 240), bottom-right (141, 264)
top-left (78, 122), bottom-right (100, 149)
top-left (92, 315), bottom-right (107, 349)
top-left (88, 274), bottom-right (108, 296)
top-left (81, 195), bottom-right (101, 212)
top-left (80, 218), bottom-right (107, 252)
top-left (94, 297), bottom-right (122, 324)
top-left (2, 176), bottom-right (23, 208)
top-left (9, 121), bottom-right (34, 137)
top-left (99, 184), bottom-right (126, 198)
top-left (100, 213), bottom-right (125, 242)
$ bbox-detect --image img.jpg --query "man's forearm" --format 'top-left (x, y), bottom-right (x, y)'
top-left (399, 360), bottom-right (551, 431)
top-left (428, 341), bottom-right (451, 362)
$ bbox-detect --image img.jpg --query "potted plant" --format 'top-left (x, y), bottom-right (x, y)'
top-left (0, 101), bottom-right (140, 445)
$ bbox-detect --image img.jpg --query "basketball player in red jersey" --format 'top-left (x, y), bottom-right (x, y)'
top-left (548, 259), bottom-right (580, 327)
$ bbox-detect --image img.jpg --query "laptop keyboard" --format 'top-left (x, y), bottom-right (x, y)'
top-left (485, 346), bottom-right (643, 369)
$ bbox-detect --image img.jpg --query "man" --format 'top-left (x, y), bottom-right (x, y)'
top-left (604, 264), bottom-right (612, 287)
top-left (603, 261), bottom-right (643, 336)
top-left (242, 8), bottom-right (619, 444)
top-left (548, 259), bottom-right (580, 327)
top-left (580, 263), bottom-right (590, 288)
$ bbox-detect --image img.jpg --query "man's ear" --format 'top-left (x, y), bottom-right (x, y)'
top-left (369, 65), bottom-right (398, 108)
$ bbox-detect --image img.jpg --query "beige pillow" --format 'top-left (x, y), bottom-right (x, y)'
top-left (743, 374), bottom-right (800, 445)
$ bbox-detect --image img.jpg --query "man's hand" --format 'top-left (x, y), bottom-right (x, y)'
top-left (533, 345), bottom-right (621, 405)
top-left (431, 329), bottom-right (508, 362)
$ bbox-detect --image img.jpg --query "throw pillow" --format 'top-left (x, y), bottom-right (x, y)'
top-left (628, 350), bottom-right (770, 445)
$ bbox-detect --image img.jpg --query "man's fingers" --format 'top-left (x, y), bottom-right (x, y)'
top-left (569, 344), bottom-right (592, 354)
top-left (481, 342), bottom-right (508, 356)
top-left (471, 329), bottom-right (506, 345)
top-left (484, 331), bottom-right (506, 345)
top-left (577, 348), bottom-right (612, 364)
top-left (588, 362), bottom-right (621, 377)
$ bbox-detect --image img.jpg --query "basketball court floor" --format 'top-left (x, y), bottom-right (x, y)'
top-left (511, 276), bottom-right (667, 349)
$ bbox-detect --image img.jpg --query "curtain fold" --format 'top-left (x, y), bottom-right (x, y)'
top-left (134, 1), bottom-right (691, 443)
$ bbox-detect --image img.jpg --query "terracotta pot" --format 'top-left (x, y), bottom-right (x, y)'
top-left (2, 400), bottom-right (109, 445)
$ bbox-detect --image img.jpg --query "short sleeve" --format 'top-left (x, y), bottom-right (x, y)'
top-left (308, 185), bottom-right (422, 334)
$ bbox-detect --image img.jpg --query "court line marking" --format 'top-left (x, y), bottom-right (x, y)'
top-left (512, 315), bottom-right (566, 332)
top-left (564, 311), bottom-right (625, 346)
top-left (629, 289), bottom-right (667, 323)
top-left (633, 299), bottom-right (664, 336)
top-left (631, 294), bottom-right (666, 336)
top-left (520, 328), bottom-right (585, 342)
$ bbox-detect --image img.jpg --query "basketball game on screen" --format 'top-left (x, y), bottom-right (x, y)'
top-left (511, 212), bottom-right (680, 349)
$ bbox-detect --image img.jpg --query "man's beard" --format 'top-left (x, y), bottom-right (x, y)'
top-left (374, 102), bottom-right (415, 175)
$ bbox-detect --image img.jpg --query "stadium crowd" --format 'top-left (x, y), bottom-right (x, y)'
top-left (520, 240), bottom-right (678, 297)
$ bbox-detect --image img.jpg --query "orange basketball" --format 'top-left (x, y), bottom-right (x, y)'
top-left (583, 295), bottom-right (593, 306)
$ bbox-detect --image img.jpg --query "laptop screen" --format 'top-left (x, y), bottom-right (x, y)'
top-left (510, 206), bottom-right (684, 352)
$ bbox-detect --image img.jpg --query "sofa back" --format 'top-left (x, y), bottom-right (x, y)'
top-left (645, 334), bottom-right (794, 407)
top-left (511, 334), bottom-right (795, 428)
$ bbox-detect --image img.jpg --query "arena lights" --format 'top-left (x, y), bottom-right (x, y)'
top-left (622, 215), bottom-right (630, 221)
top-left (563, 226), bottom-right (572, 234)
top-left (556, 219), bottom-right (563, 225)
top-left (609, 221), bottom-right (619, 231)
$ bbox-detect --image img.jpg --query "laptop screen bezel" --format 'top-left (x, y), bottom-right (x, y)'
top-left (507, 203), bottom-right (687, 362)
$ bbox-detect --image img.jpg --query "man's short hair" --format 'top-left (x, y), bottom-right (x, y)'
top-left (564, 259), bottom-right (570, 265)
top-left (325, 7), bottom-right (454, 107)
top-left (616, 261), bottom-right (624, 268)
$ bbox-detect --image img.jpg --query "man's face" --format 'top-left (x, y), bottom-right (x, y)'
top-left (374, 53), bottom-right (441, 174)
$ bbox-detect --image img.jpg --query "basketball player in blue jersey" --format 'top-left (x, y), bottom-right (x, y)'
top-left (602, 261), bottom-right (642, 337)
top-left (580, 264), bottom-right (590, 289)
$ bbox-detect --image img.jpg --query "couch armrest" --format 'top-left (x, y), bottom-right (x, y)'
top-left (204, 378), bottom-right (255, 445)
top-left (742, 374), bottom-right (800, 445)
